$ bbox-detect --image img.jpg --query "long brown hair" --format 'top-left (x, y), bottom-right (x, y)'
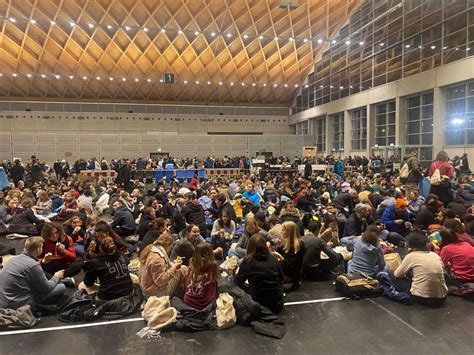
top-left (245, 233), bottom-right (269, 261)
top-left (187, 243), bottom-right (218, 283)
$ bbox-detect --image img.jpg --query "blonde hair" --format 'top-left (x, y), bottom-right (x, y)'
top-left (24, 237), bottom-right (43, 254)
top-left (282, 221), bottom-right (301, 253)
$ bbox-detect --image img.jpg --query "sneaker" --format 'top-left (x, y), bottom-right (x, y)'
top-left (61, 277), bottom-right (76, 288)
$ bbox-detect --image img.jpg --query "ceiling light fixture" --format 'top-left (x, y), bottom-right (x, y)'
top-left (9, 18), bottom-right (16, 23)
top-left (304, 84), bottom-right (308, 88)
top-left (252, 83), bottom-right (256, 87)
top-left (304, 38), bottom-right (309, 43)
top-left (332, 40), bottom-right (336, 44)
top-left (107, 25), bottom-right (113, 30)
top-left (109, 77), bottom-right (114, 81)
top-left (405, 44), bottom-right (410, 48)
top-left (12, 73), bottom-right (17, 77)
top-left (259, 35), bottom-right (264, 40)
top-left (241, 83), bottom-right (245, 86)
top-left (184, 80), bottom-right (188, 84)
top-left (54, 75), bottom-right (60, 79)
top-left (345, 40), bottom-right (350, 45)
top-left (125, 26), bottom-right (131, 31)
top-left (83, 76), bottom-right (87, 80)
top-left (379, 42), bottom-right (385, 46)
top-left (289, 37), bottom-right (294, 42)
top-left (430, 45), bottom-right (436, 49)
top-left (273, 83), bottom-right (278, 87)
top-left (69, 75), bottom-right (74, 79)
top-left (211, 32), bottom-right (216, 37)
top-left (284, 84), bottom-right (288, 87)
top-left (227, 33), bottom-right (232, 38)
top-left (263, 83), bottom-right (267, 87)
top-left (50, 20), bottom-right (56, 25)
top-left (88, 23), bottom-right (94, 28)
top-left (274, 36), bottom-right (278, 41)
top-left (294, 84), bottom-right (298, 88)
top-left (219, 82), bottom-right (223, 85)
top-left (30, 19), bottom-right (36, 24)
top-left (96, 76), bottom-right (101, 80)
top-left (230, 82), bottom-right (234, 86)
top-left (359, 41), bottom-right (364, 45)
top-left (178, 30), bottom-right (182, 34)
top-left (207, 81), bottom-right (211, 85)
top-left (147, 78), bottom-right (152, 82)
top-left (135, 78), bottom-right (139, 82)
top-left (243, 34), bottom-right (249, 39)
top-left (194, 31), bottom-right (199, 36)
top-left (41, 74), bottom-right (46, 78)
top-left (317, 39), bottom-right (323, 44)
top-left (70, 22), bottom-right (75, 27)
top-left (122, 78), bottom-right (126, 82)
top-left (144, 27), bottom-right (149, 32)
top-left (161, 28), bottom-right (166, 33)
top-left (195, 81), bottom-right (199, 84)
top-left (27, 74), bottom-right (32, 78)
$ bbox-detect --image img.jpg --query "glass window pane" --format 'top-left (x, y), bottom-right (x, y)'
top-left (447, 85), bottom-right (466, 100)
top-left (468, 130), bottom-right (474, 145)
top-left (388, 112), bottom-right (396, 124)
top-left (407, 96), bottom-right (421, 107)
top-left (388, 101), bottom-right (396, 112)
top-left (423, 93), bottom-right (434, 105)
top-left (407, 134), bottom-right (420, 144)
top-left (421, 119), bottom-right (433, 133)
top-left (422, 106), bottom-right (433, 118)
top-left (408, 107), bottom-right (420, 121)
top-left (447, 99), bottom-right (466, 115)
top-left (376, 114), bottom-right (386, 126)
top-left (408, 121), bottom-right (420, 134)
top-left (446, 130), bottom-right (464, 145)
top-left (421, 134), bottom-right (433, 145)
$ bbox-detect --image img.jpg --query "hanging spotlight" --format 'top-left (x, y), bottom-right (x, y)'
top-left (230, 82), bottom-right (234, 86)
top-left (135, 78), bottom-right (139, 82)
top-left (96, 76), bottom-right (101, 80)
top-left (125, 26), bottom-right (131, 31)
top-left (122, 78), bottom-right (126, 82)
top-left (161, 28), bottom-right (166, 33)
top-left (340, 86), bottom-right (344, 89)
top-left (54, 75), bottom-right (60, 79)
top-left (379, 42), bottom-right (385, 46)
top-left (160, 79), bottom-right (163, 83)
top-left (259, 35), bottom-right (264, 40)
top-left (109, 77), bottom-right (114, 81)
top-left (88, 23), bottom-right (94, 28)
top-left (243, 34), bottom-right (249, 39)
top-left (184, 80), bottom-right (188, 84)
top-left (430, 45), bottom-right (436, 49)
top-left (211, 32), bottom-right (216, 37)
top-left (107, 25), bottom-right (113, 30)
top-left (289, 37), bottom-right (294, 42)
top-left (147, 78), bottom-right (152, 82)
top-left (241, 82), bottom-right (245, 86)
top-left (9, 18), bottom-right (16, 23)
top-left (317, 39), bottom-right (323, 44)
top-left (83, 76), bottom-right (87, 80)
top-left (359, 41), bottom-right (364, 46)
top-left (178, 30), bottom-right (183, 34)
top-left (274, 36), bottom-right (278, 41)
top-left (194, 31), bottom-right (199, 36)
top-left (41, 74), bottom-right (46, 78)
top-left (304, 84), bottom-right (308, 88)
top-left (50, 20), bottom-right (56, 25)
top-left (252, 83), bottom-right (256, 87)
top-left (294, 84), bottom-right (299, 88)
top-left (405, 44), bottom-right (411, 48)
top-left (27, 74), bottom-right (32, 78)
top-left (196, 81), bottom-right (199, 84)
top-left (144, 27), bottom-right (149, 32)
top-left (345, 40), bottom-right (350, 45)
top-left (12, 73), bottom-right (17, 77)
top-left (227, 33), bottom-right (232, 38)
top-left (70, 22), bottom-right (75, 27)
top-left (304, 38), bottom-right (308, 43)
top-left (263, 83), bottom-right (267, 87)
top-left (69, 75), bottom-right (74, 79)
top-left (284, 84), bottom-right (288, 87)
top-left (207, 81), bottom-right (211, 85)
top-left (30, 19), bottom-right (37, 24)
top-left (273, 83), bottom-right (278, 87)
top-left (219, 82), bottom-right (223, 85)
top-left (332, 40), bottom-right (336, 44)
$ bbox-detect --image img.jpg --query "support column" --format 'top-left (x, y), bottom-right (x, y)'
top-left (432, 87), bottom-right (444, 155)
top-left (366, 104), bottom-right (372, 157)
top-left (344, 110), bottom-right (351, 157)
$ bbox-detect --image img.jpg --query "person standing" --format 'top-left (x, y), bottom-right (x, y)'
top-left (401, 148), bottom-right (422, 191)
top-left (116, 159), bottom-right (132, 192)
top-left (428, 151), bottom-right (455, 206)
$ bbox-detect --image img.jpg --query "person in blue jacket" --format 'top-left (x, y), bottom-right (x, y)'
top-left (381, 198), bottom-right (411, 244)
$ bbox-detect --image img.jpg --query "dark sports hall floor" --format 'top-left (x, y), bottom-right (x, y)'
top-left (1, 236), bottom-right (473, 355)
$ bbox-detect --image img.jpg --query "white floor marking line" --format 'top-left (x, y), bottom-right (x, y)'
top-left (0, 317), bottom-right (145, 336)
top-left (0, 297), bottom-right (347, 335)
top-left (284, 296), bottom-right (346, 306)
top-left (368, 299), bottom-right (424, 336)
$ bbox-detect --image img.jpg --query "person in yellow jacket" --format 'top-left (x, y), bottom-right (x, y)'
top-left (233, 193), bottom-right (244, 223)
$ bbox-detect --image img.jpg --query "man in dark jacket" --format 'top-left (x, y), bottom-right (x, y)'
top-left (304, 159), bottom-right (313, 180)
top-left (401, 148), bottom-right (422, 189)
top-left (181, 192), bottom-right (207, 236)
top-left (9, 159), bottom-right (24, 187)
top-left (415, 196), bottom-right (444, 230)
top-left (116, 159), bottom-right (131, 192)
top-left (110, 200), bottom-right (136, 238)
top-left (29, 155), bottom-right (43, 185)
top-left (302, 221), bottom-right (343, 280)
top-left (343, 203), bottom-right (369, 237)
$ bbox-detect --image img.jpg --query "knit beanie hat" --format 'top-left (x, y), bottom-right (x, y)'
top-left (395, 198), bottom-right (407, 209)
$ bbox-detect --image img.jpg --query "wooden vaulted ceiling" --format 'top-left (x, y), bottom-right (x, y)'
top-left (0, 0), bottom-right (362, 106)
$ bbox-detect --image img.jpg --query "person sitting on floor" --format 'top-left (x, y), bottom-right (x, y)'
top-left (438, 227), bottom-right (474, 287)
top-left (232, 216), bottom-right (274, 258)
top-left (39, 222), bottom-right (77, 282)
top-left (140, 217), bottom-right (168, 252)
top-left (109, 199), bottom-right (136, 238)
top-left (302, 221), bottom-right (343, 281)
top-left (84, 221), bottom-right (129, 259)
top-left (63, 215), bottom-right (86, 257)
top-left (0, 196), bottom-right (19, 234)
top-left (79, 237), bottom-right (134, 301)
top-left (276, 221), bottom-right (306, 291)
top-left (0, 236), bottom-right (66, 309)
top-left (183, 243), bottom-right (218, 310)
top-left (171, 224), bottom-right (223, 265)
top-left (345, 229), bottom-right (386, 276)
top-left (8, 199), bottom-right (44, 235)
top-left (393, 232), bottom-right (448, 307)
top-left (140, 233), bottom-right (187, 298)
top-left (234, 233), bottom-right (284, 314)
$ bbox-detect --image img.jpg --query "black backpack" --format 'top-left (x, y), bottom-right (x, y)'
top-left (57, 289), bottom-right (100, 323)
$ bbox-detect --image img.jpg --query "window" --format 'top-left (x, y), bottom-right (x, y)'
top-left (374, 100), bottom-right (396, 147)
top-left (351, 107), bottom-right (367, 150)
top-left (331, 112), bottom-right (344, 152)
top-left (405, 92), bottom-right (434, 146)
top-left (445, 81), bottom-right (474, 145)
top-left (314, 116), bottom-right (326, 153)
top-left (295, 120), bottom-right (309, 135)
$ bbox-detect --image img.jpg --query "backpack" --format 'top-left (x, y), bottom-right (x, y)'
top-left (430, 166), bottom-right (441, 186)
top-left (335, 272), bottom-right (381, 299)
top-left (399, 162), bottom-right (410, 179)
top-left (57, 289), bottom-right (99, 323)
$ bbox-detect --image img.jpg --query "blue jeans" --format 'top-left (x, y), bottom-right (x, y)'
top-left (75, 243), bottom-right (85, 257)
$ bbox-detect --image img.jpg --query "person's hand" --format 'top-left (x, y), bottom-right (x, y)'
top-left (214, 247), bottom-right (224, 255)
top-left (405, 222), bottom-right (412, 229)
top-left (73, 226), bottom-right (81, 234)
top-left (54, 270), bottom-right (65, 279)
top-left (395, 219), bottom-right (404, 224)
top-left (273, 238), bottom-right (282, 247)
top-left (57, 243), bottom-right (65, 254)
top-left (270, 250), bottom-right (284, 262)
top-left (172, 259), bottom-right (182, 270)
top-left (42, 253), bottom-right (53, 264)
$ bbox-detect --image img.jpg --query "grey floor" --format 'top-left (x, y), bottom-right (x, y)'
top-left (1, 237), bottom-right (474, 355)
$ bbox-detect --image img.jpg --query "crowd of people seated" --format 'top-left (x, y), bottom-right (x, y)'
top-left (0, 149), bottom-right (473, 331)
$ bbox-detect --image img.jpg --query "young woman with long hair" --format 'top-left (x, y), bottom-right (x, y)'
top-left (277, 221), bottom-right (306, 291)
top-left (139, 233), bottom-right (187, 298)
top-left (235, 233), bottom-right (284, 313)
top-left (183, 243), bottom-right (218, 310)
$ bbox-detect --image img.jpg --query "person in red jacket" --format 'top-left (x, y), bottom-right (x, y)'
top-left (439, 227), bottom-right (474, 284)
top-left (40, 222), bottom-right (79, 286)
top-left (428, 151), bottom-right (455, 206)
